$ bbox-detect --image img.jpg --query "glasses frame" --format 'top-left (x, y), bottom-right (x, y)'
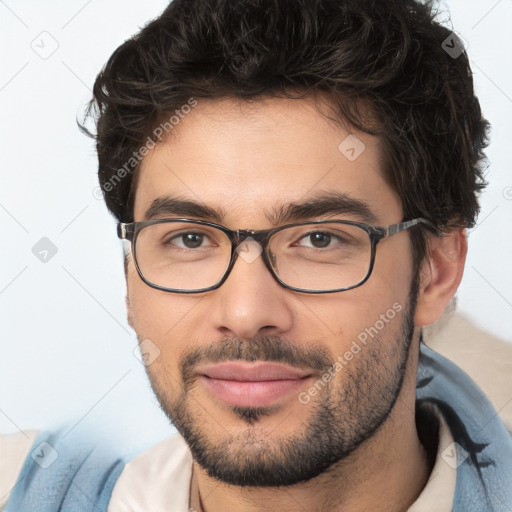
top-left (117, 217), bottom-right (436, 294)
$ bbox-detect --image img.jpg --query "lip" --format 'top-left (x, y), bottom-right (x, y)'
top-left (196, 361), bottom-right (313, 408)
top-left (198, 361), bottom-right (312, 381)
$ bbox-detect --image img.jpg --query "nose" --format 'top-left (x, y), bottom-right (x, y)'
top-left (210, 239), bottom-right (294, 340)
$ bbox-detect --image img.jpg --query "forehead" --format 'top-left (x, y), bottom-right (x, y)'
top-left (133, 97), bottom-right (402, 226)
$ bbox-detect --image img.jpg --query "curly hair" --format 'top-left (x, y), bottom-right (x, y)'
top-left (83, 0), bottom-right (489, 265)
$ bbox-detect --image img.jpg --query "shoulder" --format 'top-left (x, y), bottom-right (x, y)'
top-left (419, 310), bottom-right (512, 509)
top-left (423, 307), bottom-right (512, 433)
top-left (3, 428), bottom-right (125, 512)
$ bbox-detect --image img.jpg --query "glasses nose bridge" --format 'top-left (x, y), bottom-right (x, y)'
top-left (233, 228), bottom-right (271, 248)
top-left (230, 228), bottom-right (275, 272)
top-left (227, 228), bottom-right (276, 285)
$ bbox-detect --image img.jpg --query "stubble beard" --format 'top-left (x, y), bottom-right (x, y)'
top-left (144, 280), bottom-right (419, 487)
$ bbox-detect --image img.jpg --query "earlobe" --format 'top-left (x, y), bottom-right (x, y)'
top-left (414, 229), bottom-right (467, 327)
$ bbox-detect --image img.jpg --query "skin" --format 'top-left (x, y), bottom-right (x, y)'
top-left (125, 96), bottom-right (467, 512)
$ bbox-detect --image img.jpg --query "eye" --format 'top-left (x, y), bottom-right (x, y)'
top-left (168, 232), bottom-right (209, 249)
top-left (297, 231), bottom-right (341, 249)
top-left (307, 232), bottom-right (330, 248)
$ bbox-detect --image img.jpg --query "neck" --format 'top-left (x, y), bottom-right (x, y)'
top-left (193, 339), bottom-right (433, 512)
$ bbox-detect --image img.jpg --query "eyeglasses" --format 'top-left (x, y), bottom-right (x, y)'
top-left (117, 218), bottom-right (435, 294)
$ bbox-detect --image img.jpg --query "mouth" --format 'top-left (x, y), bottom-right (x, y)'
top-left (196, 361), bottom-right (314, 408)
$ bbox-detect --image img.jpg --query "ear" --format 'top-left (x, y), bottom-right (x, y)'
top-left (414, 229), bottom-right (467, 327)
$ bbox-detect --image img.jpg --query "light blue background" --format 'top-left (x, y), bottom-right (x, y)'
top-left (1, 0), bottom-right (511, 452)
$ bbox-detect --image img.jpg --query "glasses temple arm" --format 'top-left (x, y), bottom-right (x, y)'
top-left (383, 218), bottom-right (439, 238)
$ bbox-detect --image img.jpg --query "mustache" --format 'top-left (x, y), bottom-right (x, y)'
top-left (180, 336), bottom-right (333, 388)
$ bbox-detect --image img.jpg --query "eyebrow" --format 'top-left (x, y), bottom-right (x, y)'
top-left (144, 192), bottom-right (378, 225)
top-left (269, 192), bottom-right (378, 225)
top-left (145, 196), bottom-right (226, 222)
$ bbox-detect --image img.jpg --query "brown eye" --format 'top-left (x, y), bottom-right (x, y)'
top-left (308, 232), bottom-right (331, 248)
top-left (179, 233), bottom-right (204, 248)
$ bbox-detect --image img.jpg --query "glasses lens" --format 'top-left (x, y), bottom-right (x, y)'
top-left (134, 222), bottom-right (231, 291)
top-left (268, 222), bottom-right (372, 291)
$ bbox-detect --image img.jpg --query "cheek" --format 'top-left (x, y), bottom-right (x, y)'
top-left (292, 251), bottom-right (413, 356)
top-left (374, 234), bottom-right (416, 286)
top-left (126, 266), bottom-right (201, 367)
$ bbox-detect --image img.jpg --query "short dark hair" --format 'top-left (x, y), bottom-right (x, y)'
top-left (83, 0), bottom-right (489, 265)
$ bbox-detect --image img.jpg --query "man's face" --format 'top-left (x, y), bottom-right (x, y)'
top-left (127, 97), bottom-right (419, 486)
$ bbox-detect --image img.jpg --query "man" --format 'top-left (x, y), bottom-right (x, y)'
top-left (2, 0), bottom-right (512, 510)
